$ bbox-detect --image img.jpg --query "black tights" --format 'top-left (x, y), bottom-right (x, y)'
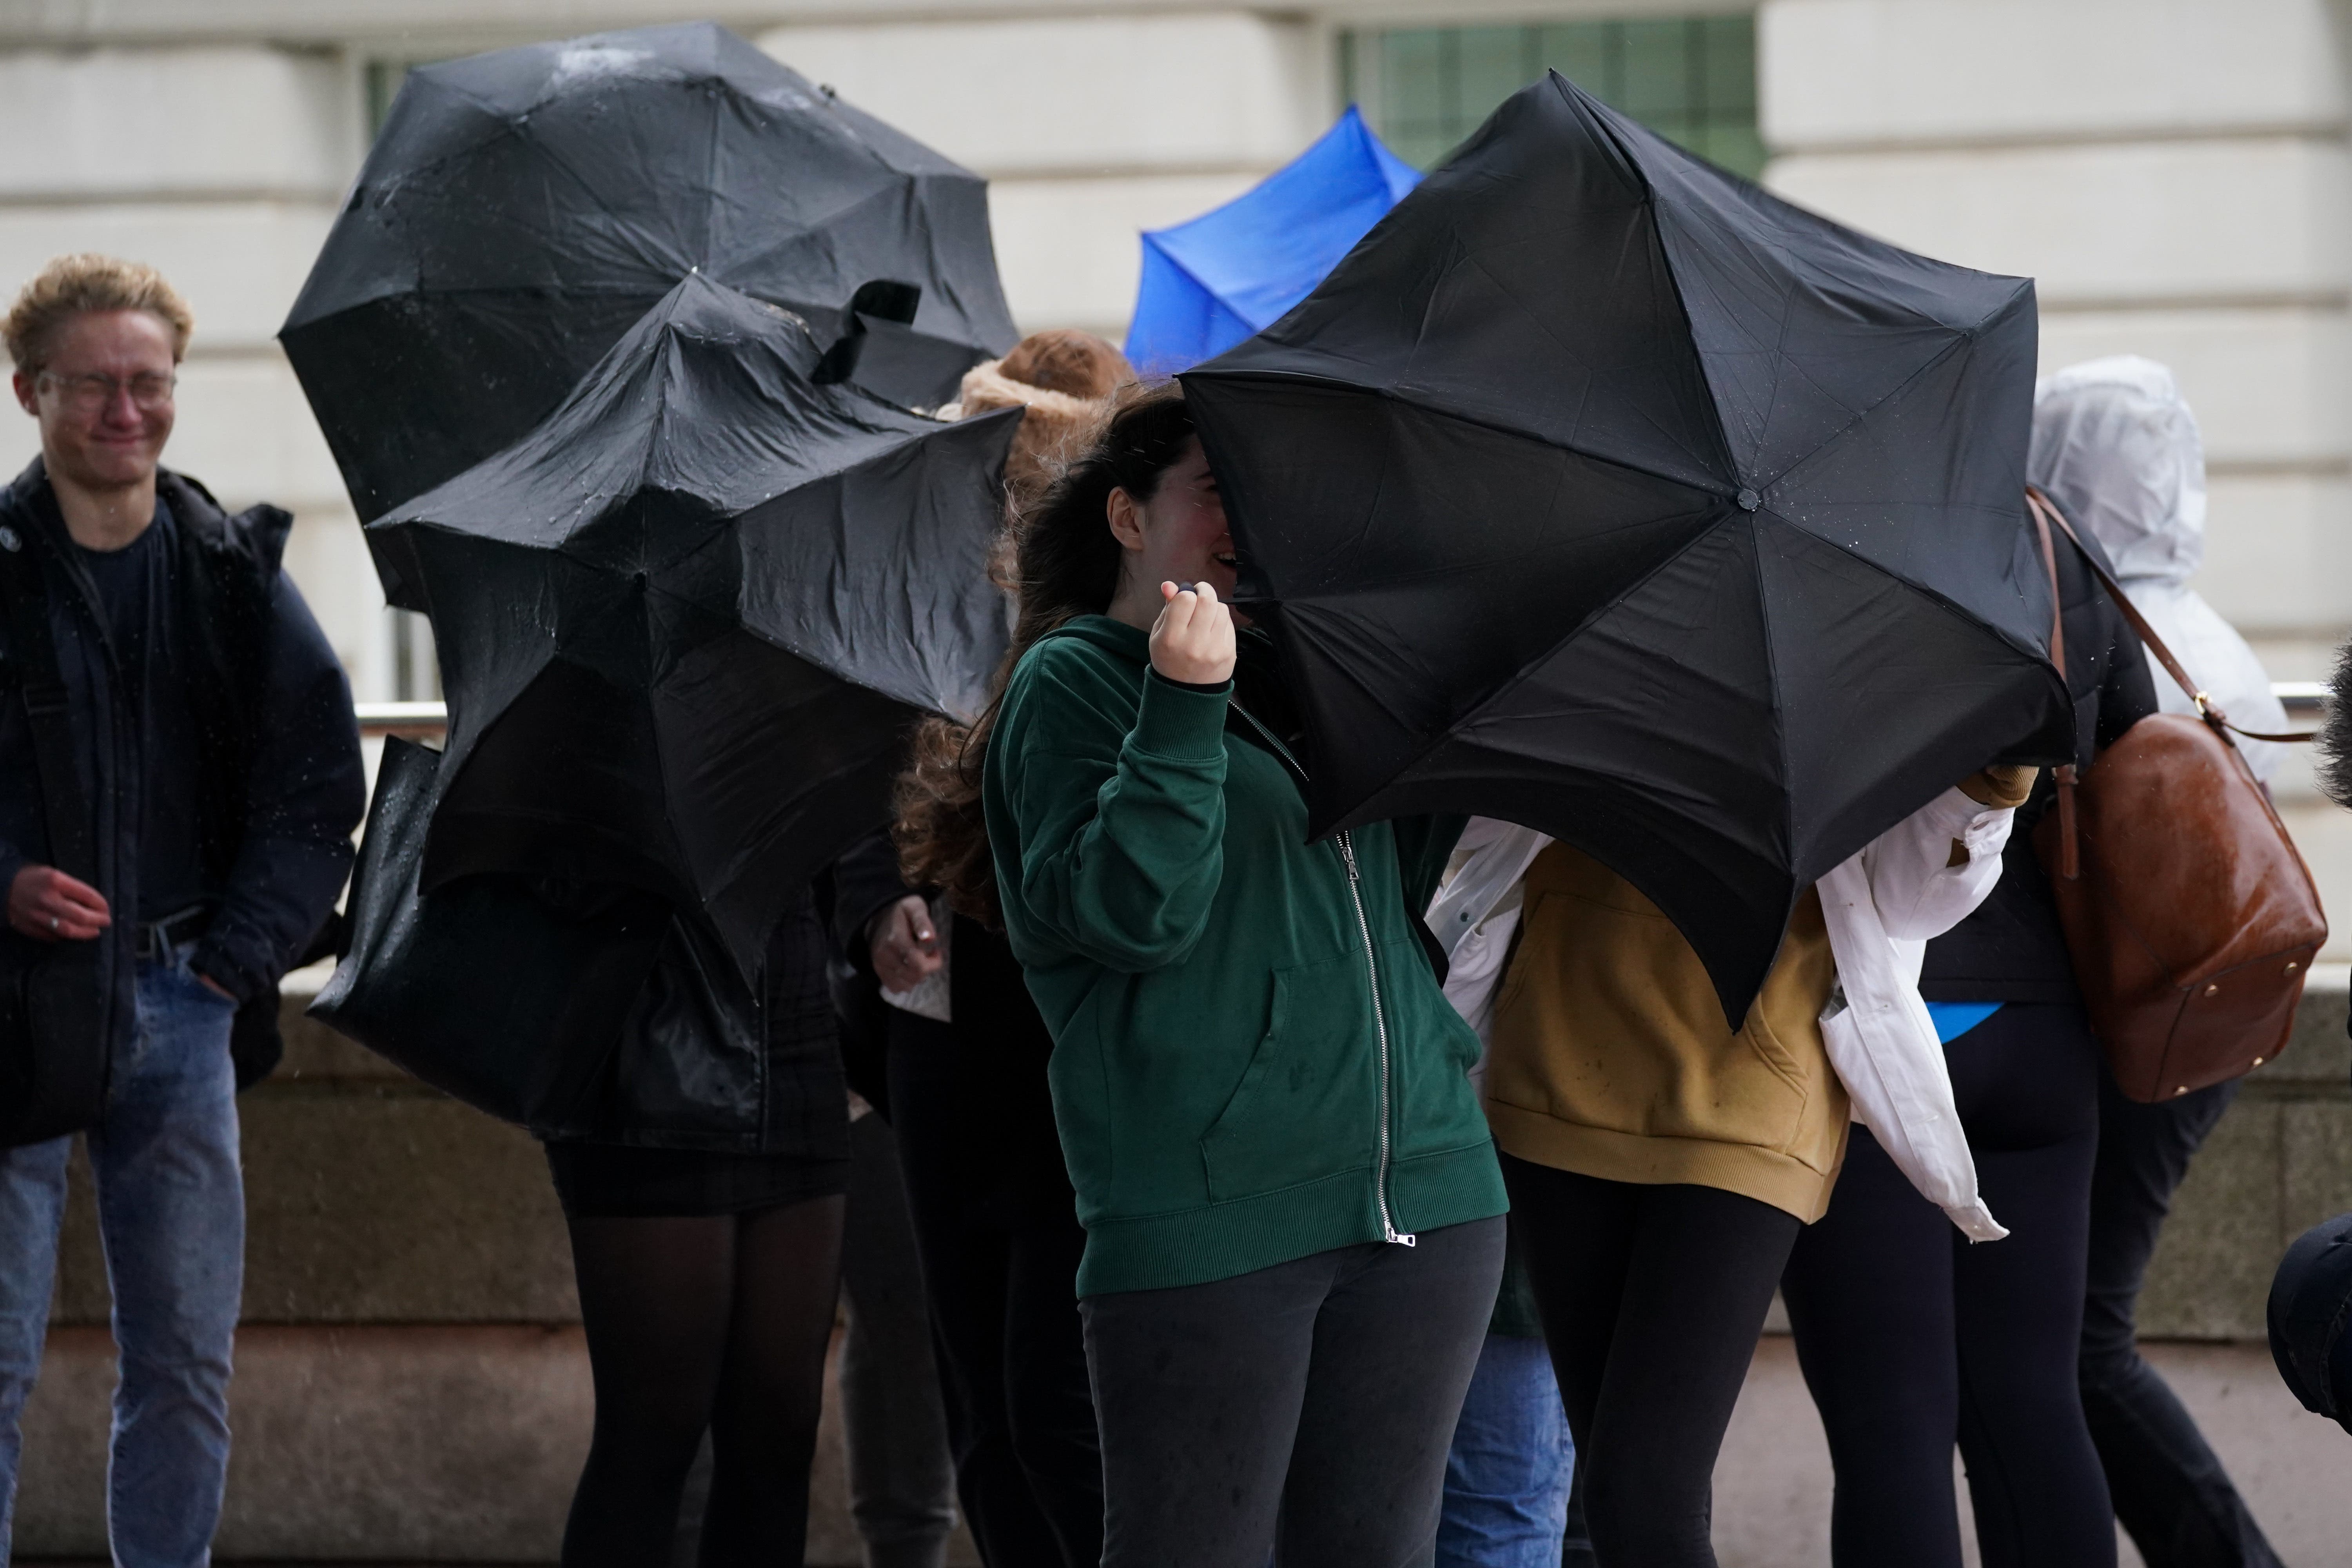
top-left (1781, 1002), bottom-right (2113, 1568)
top-left (560, 1195), bottom-right (847, 1567)
top-left (1503, 1156), bottom-right (1801, 1567)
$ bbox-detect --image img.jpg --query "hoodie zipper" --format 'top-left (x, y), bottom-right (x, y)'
top-left (1228, 701), bottom-right (1414, 1247)
top-left (1339, 829), bottom-right (1414, 1247)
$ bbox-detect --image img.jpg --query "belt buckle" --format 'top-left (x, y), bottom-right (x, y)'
top-left (140, 906), bottom-right (207, 965)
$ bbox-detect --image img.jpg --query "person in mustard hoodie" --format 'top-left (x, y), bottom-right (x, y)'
top-left (1464, 760), bottom-right (2034, 1568)
top-left (978, 383), bottom-right (1508, 1568)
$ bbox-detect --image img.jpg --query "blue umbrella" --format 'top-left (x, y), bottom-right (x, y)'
top-left (1124, 106), bottom-right (1419, 376)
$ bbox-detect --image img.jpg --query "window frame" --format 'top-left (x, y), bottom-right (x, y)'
top-left (1340, 11), bottom-right (1765, 180)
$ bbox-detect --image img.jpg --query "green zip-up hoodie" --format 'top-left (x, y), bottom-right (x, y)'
top-left (984, 615), bottom-right (1506, 1296)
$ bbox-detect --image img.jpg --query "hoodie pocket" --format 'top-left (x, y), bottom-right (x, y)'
top-left (1200, 954), bottom-right (1378, 1203)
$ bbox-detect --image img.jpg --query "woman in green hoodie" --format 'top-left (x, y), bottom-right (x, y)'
top-left (964, 384), bottom-right (1507, 1568)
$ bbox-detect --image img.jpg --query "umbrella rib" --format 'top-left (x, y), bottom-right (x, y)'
top-left (1746, 512), bottom-right (2071, 879)
top-left (1717, 263), bottom-right (2025, 497)
top-left (1751, 327), bottom-right (1979, 500)
top-left (1205, 368), bottom-right (1737, 505)
top-left (1450, 251), bottom-right (1729, 485)
top-left (527, 134), bottom-right (697, 282)
top-left (399, 72), bottom-right (517, 125)
top-left (1560, 96), bottom-right (1745, 483)
top-left (1323, 509), bottom-right (1737, 826)
top-left (1652, 214), bottom-right (1808, 475)
top-left (1748, 513), bottom-right (1796, 873)
top-left (1753, 266), bottom-right (1804, 475)
top-left (1142, 233), bottom-right (1267, 331)
top-left (703, 67), bottom-right (722, 267)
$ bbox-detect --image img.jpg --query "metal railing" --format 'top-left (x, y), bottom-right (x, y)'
top-left (354, 702), bottom-right (450, 737)
top-left (2278, 682), bottom-right (2329, 720)
top-left (356, 684), bottom-right (2336, 740)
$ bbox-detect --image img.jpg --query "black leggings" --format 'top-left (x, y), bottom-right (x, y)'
top-left (1781, 1002), bottom-right (2113, 1568)
top-left (559, 1195), bottom-right (846, 1567)
top-left (1503, 1156), bottom-right (1802, 1567)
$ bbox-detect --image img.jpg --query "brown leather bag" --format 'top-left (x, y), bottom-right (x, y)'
top-left (2025, 488), bottom-right (2326, 1102)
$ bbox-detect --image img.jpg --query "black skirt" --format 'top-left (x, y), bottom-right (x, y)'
top-left (540, 879), bottom-right (851, 1219)
top-left (543, 1140), bottom-right (849, 1219)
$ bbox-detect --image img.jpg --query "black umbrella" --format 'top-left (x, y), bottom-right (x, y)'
top-left (369, 270), bottom-right (1021, 988)
top-left (1183, 73), bottom-right (2073, 1023)
top-left (282, 21), bottom-right (1017, 521)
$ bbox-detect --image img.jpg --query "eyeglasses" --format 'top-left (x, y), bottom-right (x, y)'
top-left (35, 370), bottom-right (176, 414)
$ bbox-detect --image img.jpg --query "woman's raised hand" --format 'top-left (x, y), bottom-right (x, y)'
top-left (1149, 580), bottom-right (1237, 687)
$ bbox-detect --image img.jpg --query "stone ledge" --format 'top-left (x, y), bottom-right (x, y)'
top-left (19, 1325), bottom-right (2339, 1566)
top-left (47, 1094), bottom-right (575, 1328)
top-left (13, 1323), bottom-right (971, 1565)
top-left (43, 971), bottom-right (2352, 1332)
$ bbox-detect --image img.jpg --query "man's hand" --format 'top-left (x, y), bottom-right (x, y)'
top-left (868, 895), bottom-right (944, 993)
top-left (195, 972), bottom-right (236, 1002)
top-left (7, 864), bottom-right (109, 942)
top-left (1149, 580), bottom-right (1237, 687)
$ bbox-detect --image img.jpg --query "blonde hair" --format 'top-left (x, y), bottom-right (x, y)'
top-left (3, 254), bottom-right (193, 374)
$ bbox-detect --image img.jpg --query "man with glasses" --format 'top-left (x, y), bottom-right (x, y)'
top-left (0, 254), bottom-right (364, 1564)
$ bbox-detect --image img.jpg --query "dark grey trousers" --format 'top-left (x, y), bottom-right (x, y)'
top-left (2081, 1074), bottom-right (2280, 1568)
top-left (839, 1113), bottom-right (961, 1568)
top-left (1082, 1215), bottom-right (1506, 1568)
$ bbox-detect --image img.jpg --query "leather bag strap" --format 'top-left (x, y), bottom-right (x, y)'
top-left (0, 525), bottom-right (96, 881)
top-left (2025, 487), bottom-right (2317, 744)
top-left (2027, 492), bottom-right (2082, 880)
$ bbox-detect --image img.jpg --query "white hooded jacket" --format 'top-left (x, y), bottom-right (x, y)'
top-left (2030, 356), bottom-right (2287, 784)
top-left (1433, 791), bottom-right (2016, 1241)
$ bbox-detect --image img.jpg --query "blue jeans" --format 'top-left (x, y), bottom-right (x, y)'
top-left (1438, 1332), bottom-right (1574, 1568)
top-left (0, 948), bottom-right (244, 1568)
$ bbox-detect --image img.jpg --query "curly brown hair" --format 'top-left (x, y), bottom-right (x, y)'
top-left (2318, 637), bottom-right (2352, 811)
top-left (893, 381), bottom-right (1199, 924)
top-left (4, 254), bottom-right (192, 374)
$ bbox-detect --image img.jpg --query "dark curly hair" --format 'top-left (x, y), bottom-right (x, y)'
top-left (2318, 637), bottom-right (2352, 810)
top-left (893, 381), bottom-right (1199, 924)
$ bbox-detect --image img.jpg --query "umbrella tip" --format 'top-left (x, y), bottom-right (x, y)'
top-left (1736, 488), bottom-right (1760, 512)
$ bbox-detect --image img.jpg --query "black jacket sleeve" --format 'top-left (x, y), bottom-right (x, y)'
top-left (830, 826), bottom-right (917, 976)
top-left (192, 574), bottom-right (365, 1000)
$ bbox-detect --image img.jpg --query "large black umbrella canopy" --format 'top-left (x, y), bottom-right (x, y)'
top-left (1183, 72), bottom-right (2074, 1024)
top-left (372, 270), bottom-right (1021, 986)
top-left (284, 20), bottom-right (1018, 521)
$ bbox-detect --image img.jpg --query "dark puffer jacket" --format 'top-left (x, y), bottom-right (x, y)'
top-left (0, 459), bottom-right (365, 1062)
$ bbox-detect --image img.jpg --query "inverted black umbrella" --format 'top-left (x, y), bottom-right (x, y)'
top-left (1184, 73), bottom-right (2074, 1023)
top-left (368, 270), bottom-right (1020, 988)
top-left (312, 735), bottom-right (673, 1140)
top-left (283, 20), bottom-right (1017, 521)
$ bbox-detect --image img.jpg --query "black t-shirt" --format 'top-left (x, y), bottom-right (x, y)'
top-left (71, 501), bottom-right (210, 924)
top-left (73, 514), bottom-right (157, 677)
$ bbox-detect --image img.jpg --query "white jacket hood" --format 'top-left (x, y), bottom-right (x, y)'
top-left (2029, 355), bottom-right (2205, 586)
top-left (2029, 355), bottom-right (2288, 782)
